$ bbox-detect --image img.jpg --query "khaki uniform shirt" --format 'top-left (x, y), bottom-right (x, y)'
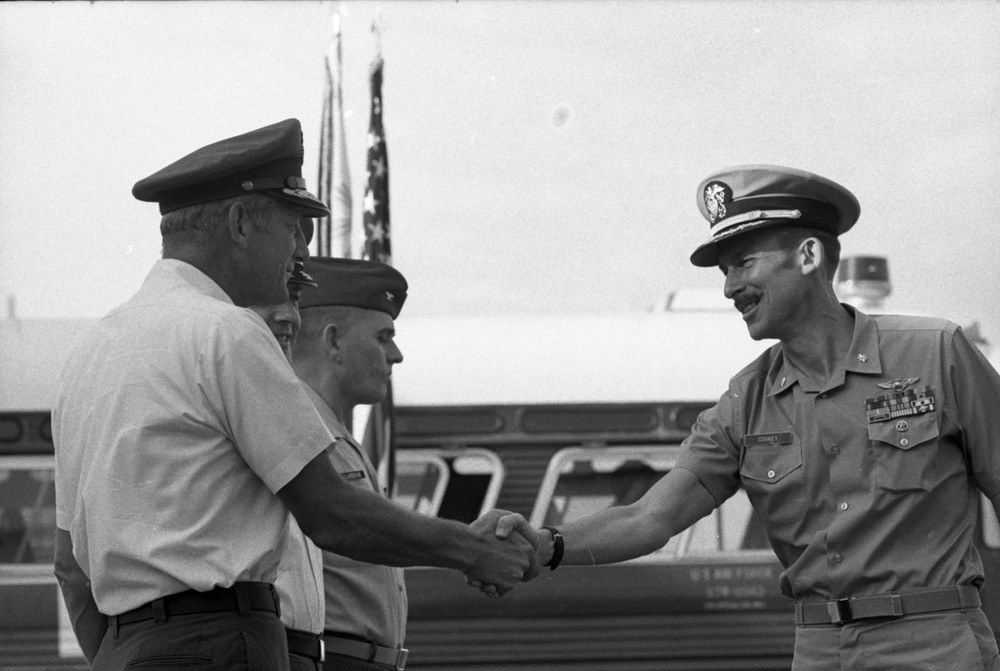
top-left (275, 514), bottom-right (326, 634)
top-left (676, 306), bottom-right (1000, 601)
top-left (53, 260), bottom-right (335, 615)
top-left (300, 384), bottom-right (408, 648)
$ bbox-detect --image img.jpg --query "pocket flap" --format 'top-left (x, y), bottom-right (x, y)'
top-left (741, 443), bottom-right (802, 483)
top-left (866, 412), bottom-right (939, 450)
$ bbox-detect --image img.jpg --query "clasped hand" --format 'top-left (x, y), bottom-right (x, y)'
top-left (464, 510), bottom-right (541, 597)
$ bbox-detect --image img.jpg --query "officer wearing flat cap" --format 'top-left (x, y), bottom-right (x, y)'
top-left (53, 119), bottom-right (538, 671)
top-left (248, 261), bottom-right (328, 671)
top-left (290, 257), bottom-right (411, 671)
top-left (495, 165), bottom-right (1000, 669)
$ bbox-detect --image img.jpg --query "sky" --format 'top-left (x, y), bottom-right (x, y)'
top-left (2, 0), bottom-right (999, 342)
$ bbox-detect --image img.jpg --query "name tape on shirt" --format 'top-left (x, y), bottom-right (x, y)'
top-left (743, 432), bottom-right (794, 447)
top-left (341, 470), bottom-right (367, 481)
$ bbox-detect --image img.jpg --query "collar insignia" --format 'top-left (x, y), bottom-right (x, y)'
top-left (877, 377), bottom-right (919, 392)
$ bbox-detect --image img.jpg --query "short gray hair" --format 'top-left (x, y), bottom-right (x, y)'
top-left (160, 193), bottom-right (280, 246)
top-left (297, 305), bottom-right (357, 344)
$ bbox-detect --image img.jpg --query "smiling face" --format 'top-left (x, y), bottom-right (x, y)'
top-left (250, 283), bottom-right (304, 361)
top-left (717, 227), bottom-right (810, 342)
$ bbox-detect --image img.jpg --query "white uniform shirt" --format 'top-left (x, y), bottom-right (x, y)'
top-left (53, 260), bottom-right (336, 615)
top-left (299, 384), bottom-right (408, 648)
top-left (275, 385), bottom-right (328, 634)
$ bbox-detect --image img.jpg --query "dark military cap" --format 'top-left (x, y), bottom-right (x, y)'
top-left (286, 262), bottom-right (317, 305)
top-left (299, 258), bottom-right (408, 319)
top-left (690, 165), bottom-right (860, 267)
top-left (288, 262), bottom-right (318, 288)
top-left (132, 119), bottom-right (331, 217)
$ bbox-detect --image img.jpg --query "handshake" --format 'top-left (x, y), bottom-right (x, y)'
top-left (462, 510), bottom-right (552, 597)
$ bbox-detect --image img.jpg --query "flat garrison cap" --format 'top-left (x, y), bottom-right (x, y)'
top-left (690, 165), bottom-right (860, 267)
top-left (288, 262), bottom-right (318, 289)
top-left (299, 257), bottom-right (408, 319)
top-left (132, 119), bottom-right (331, 217)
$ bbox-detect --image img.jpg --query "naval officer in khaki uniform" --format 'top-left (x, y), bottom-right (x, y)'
top-left (494, 165), bottom-right (1000, 670)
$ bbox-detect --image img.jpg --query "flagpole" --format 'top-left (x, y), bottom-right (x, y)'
top-left (316, 6), bottom-right (353, 259)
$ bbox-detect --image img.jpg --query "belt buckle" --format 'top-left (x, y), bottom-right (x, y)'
top-left (828, 597), bottom-right (853, 624)
top-left (318, 638), bottom-right (325, 663)
top-left (396, 648), bottom-right (409, 671)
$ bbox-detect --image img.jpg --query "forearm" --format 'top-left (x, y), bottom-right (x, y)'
top-left (539, 467), bottom-right (717, 566)
top-left (279, 452), bottom-right (484, 572)
top-left (303, 484), bottom-right (481, 570)
top-left (53, 528), bottom-right (106, 663)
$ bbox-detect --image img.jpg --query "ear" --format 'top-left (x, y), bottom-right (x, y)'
top-left (798, 237), bottom-right (824, 277)
top-left (226, 201), bottom-right (254, 248)
top-left (323, 323), bottom-right (343, 362)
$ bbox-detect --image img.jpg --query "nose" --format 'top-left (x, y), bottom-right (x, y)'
top-left (388, 340), bottom-right (403, 365)
top-left (293, 221), bottom-right (310, 263)
top-left (272, 304), bottom-right (294, 323)
top-left (723, 269), bottom-right (742, 300)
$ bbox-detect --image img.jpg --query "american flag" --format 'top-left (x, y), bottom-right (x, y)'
top-left (360, 51), bottom-right (395, 487)
top-left (362, 55), bottom-right (390, 264)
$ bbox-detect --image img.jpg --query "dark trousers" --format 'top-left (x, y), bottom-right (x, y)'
top-left (290, 651), bottom-right (323, 671)
top-left (92, 609), bottom-right (289, 671)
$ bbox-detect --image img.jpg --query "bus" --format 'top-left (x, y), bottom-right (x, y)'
top-left (3, 281), bottom-right (1000, 670)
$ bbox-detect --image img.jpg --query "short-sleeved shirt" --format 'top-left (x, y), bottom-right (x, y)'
top-left (275, 383), bottom-right (330, 635)
top-left (676, 306), bottom-right (1000, 601)
top-left (275, 515), bottom-right (326, 634)
top-left (299, 384), bottom-right (408, 648)
top-left (53, 259), bottom-right (335, 615)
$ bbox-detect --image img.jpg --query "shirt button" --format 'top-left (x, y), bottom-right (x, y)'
top-left (834, 554), bottom-right (843, 564)
top-left (767, 469), bottom-right (776, 478)
top-left (840, 502), bottom-right (849, 511)
top-left (831, 445), bottom-right (840, 455)
top-left (900, 438), bottom-right (909, 447)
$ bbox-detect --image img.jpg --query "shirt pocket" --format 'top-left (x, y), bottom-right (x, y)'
top-left (740, 439), bottom-right (807, 524)
top-left (867, 413), bottom-right (942, 493)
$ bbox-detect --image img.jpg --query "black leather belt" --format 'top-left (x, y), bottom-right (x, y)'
top-left (286, 628), bottom-right (325, 662)
top-left (323, 631), bottom-right (408, 671)
top-left (795, 585), bottom-right (980, 626)
top-left (110, 582), bottom-right (280, 627)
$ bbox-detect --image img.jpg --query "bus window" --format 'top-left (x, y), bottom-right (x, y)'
top-left (0, 456), bottom-right (56, 572)
top-left (530, 446), bottom-right (776, 564)
top-left (394, 451), bottom-right (450, 517)
top-left (393, 448), bottom-right (505, 523)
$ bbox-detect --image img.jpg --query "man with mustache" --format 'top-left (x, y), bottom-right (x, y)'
top-left (495, 165), bottom-right (1000, 669)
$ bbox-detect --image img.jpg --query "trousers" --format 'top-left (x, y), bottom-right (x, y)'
top-left (92, 609), bottom-right (289, 671)
top-left (792, 608), bottom-right (1000, 670)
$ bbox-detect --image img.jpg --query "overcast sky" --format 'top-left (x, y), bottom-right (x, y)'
top-left (2, 1), bottom-right (998, 342)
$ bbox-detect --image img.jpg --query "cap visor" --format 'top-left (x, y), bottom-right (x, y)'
top-left (271, 188), bottom-right (331, 217)
top-left (689, 218), bottom-right (791, 267)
